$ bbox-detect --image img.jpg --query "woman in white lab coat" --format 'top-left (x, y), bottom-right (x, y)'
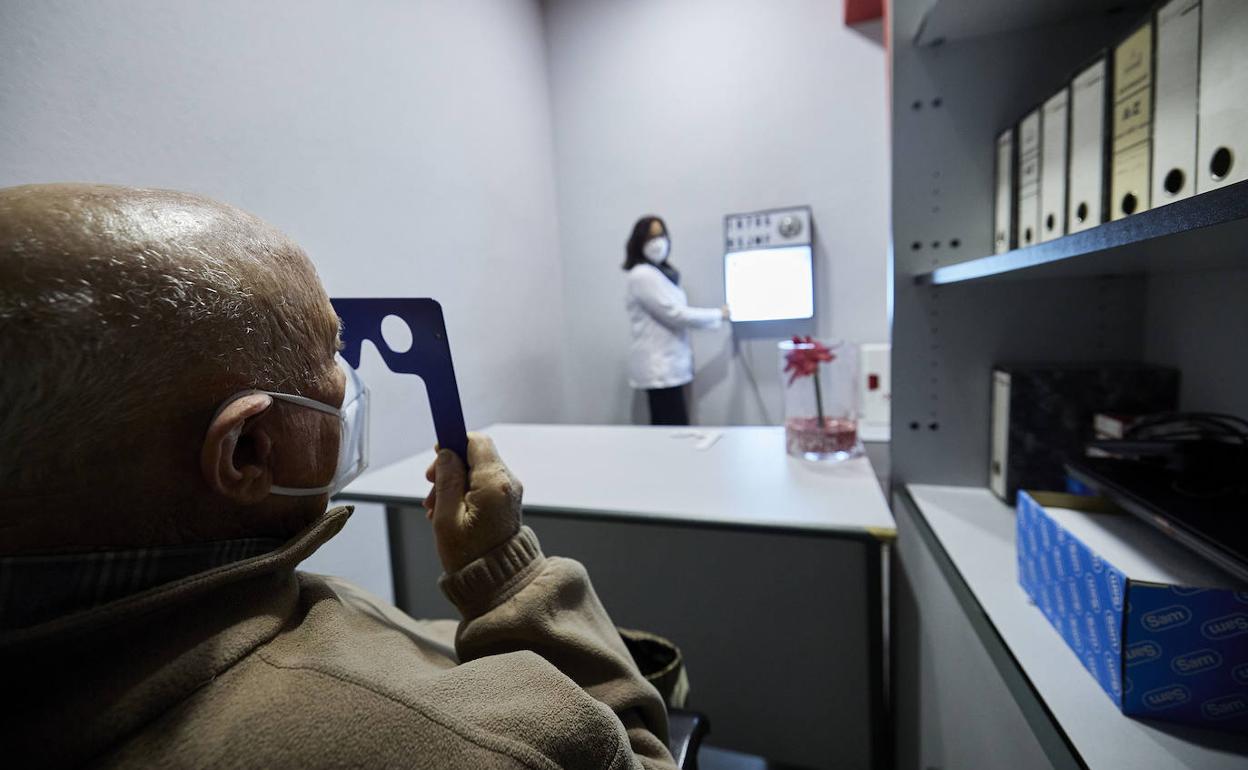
top-left (623, 215), bottom-right (729, 425)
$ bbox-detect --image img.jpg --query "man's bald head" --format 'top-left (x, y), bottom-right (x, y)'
top-left (0, 184), bottom-right (340, 500)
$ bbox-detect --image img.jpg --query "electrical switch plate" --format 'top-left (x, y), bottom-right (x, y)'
top-left (860, 343), bottom-right (891, 430)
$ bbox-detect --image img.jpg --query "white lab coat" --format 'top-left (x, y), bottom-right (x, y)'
top-left (625, 263), bottom-right (723, 389)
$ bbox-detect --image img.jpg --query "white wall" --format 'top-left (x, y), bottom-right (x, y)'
top-left (0, 0), bottom-right (566, 599)
top-left (543, 0), bottom-right (891, 425)
top-left (1, 0), bottom-right (890, 597)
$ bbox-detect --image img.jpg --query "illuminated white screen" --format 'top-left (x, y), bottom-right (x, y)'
top-left (724, 245), bottom-right (814, 322)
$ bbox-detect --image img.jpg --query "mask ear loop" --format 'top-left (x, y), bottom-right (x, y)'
top-left (266, 392), bottom-right (346, 496)
top-left (265, 391), bottom-right (343, 419)
top-left (210, 388), bottom-right (343, 424)
top-left (209, 388), bottom-right (267, 425)
top-left (268, 400), bottom-right (347, 497)
top-left (207, 388), bottom-right (347, 497)
top-left (269, 481), bottom-right (336, 497)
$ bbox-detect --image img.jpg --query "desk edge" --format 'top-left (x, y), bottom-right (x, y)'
top-left (336, 492), bottom-right (895, 541)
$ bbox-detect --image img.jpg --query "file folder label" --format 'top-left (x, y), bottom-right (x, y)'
top-left (1018, 109), bottom-right (1042, 246)
top-left (1068, 58), bottom-right (1108, 234)
top-left (1153, 0), bottom-right (1201, 204)
top-left (1197, 0), bottom-right (1248, 192)
top-left (1040, 89), bottom-right (1069, 242)
top-left (995, 129), bottom-right (1015, 254)
top-left (1112, 22), bottom-right (1153, 220)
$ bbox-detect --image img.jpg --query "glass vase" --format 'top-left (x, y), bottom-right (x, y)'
top-left (778, 338), bottom-right (863, 463)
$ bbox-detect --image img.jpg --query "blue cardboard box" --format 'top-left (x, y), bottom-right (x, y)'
top-left (1016, 491), bottom-right (1248, 731)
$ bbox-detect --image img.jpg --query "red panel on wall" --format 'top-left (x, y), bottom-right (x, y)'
top-left (844, 0), bottom-right (883, 25)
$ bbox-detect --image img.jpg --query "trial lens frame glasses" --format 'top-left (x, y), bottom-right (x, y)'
top-left (330, 298), bottom-right (469, 462)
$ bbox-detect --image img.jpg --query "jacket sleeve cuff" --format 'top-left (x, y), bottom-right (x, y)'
top-left (438, 526), bottom-right (545, 619)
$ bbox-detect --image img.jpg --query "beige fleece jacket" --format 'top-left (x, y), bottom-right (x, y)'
top-left (0, 506), bottom-right (677, 769)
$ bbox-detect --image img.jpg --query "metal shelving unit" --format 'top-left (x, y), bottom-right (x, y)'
top-left (888, 0), bottom-right (1248, 767)
top-left (916, 179), bottom-right (1248, 285)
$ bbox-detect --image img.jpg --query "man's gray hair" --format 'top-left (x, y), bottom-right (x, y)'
top-left (0, 184), bottom-right (340, 492)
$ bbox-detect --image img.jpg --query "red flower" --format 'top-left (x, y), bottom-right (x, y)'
top-left (783, 336), bottom-right (835, 385)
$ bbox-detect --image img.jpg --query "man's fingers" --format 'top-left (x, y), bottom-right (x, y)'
top-left (433, 448), bottom-right (467, 519)
top-left (465, 433), bottom-right (518, 494)
top-left (426, 434), bottom-right (524, 573)
top-left (466, 433), bottom-right (503, 470)
top-left (424, 449), bottom-right (441, 517)
top-left (465, 462), bottom-right (522, 503)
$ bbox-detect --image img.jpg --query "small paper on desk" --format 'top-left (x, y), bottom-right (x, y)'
top-left (669, 430), bottom-right (723, 451)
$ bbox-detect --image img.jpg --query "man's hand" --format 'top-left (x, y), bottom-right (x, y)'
top-left (423, 433), bottom-right (523, 573)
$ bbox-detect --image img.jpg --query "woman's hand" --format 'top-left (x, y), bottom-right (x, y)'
top-left (721, 305), bottom-right (732, 321)
top-left (423, 433), bottom-right (524, 573)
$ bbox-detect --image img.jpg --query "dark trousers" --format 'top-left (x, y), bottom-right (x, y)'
top-left (647, 385), bottom-right (689, 426)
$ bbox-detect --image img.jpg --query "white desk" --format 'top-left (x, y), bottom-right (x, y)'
top-left (897, 485), bottom-right (1248, 769)
top-left (344, 423), bottom-right (895, 536)
top-left (339, 423), bottom-right (894, 770)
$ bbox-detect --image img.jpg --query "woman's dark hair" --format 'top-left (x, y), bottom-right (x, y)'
top-left (622, 215), bottom-right (680, 285)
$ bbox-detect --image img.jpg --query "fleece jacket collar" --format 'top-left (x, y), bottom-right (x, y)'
top-left (0, 506), bottom-right (353, 765)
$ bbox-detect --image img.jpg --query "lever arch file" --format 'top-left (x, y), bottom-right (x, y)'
top-left (1040, 89), bottom-right (1069, 242)
top-left (1017, 109), bottom-right (1042, 247)
top-left (1068, 57), bottom-right (1109, 234)
top-left (1153, 0), bottom-right (1201, 205)
top-left (1111, 21), bottom-right (1153, 220)
top-left (1197, 0), bottom-right (1248, 192)
top-left (994, 128), bottom-right (1015, 254)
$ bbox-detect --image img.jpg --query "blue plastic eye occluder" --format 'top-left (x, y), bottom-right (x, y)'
top-left (330, 298), bottom-right (469, 463)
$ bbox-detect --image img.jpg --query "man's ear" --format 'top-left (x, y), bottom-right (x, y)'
top-left (201, 393), bottom-right (276, 505)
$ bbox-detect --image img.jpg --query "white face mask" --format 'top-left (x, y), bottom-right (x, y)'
top-left (642, 236), bottom-right (670, 263)
top-left (212, 355), bottom-right (370, 497)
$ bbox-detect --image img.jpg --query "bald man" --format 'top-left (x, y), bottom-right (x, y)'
top-left (0, 184), bottom-right (676, 769)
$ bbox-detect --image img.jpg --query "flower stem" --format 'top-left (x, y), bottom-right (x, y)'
top-left (813, 366), bottom-right (825, 426)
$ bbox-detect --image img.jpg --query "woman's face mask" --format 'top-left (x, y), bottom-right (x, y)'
top-left (642, 236), bottom-right (670, 263)
top-left (212, 354), bottom-right (370, 497)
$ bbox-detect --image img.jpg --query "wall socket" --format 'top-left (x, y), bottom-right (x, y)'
top-left (860, 343), bottom-right (891, 429)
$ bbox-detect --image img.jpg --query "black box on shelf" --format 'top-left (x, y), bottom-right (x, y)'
top-left (988, 364), bottom-right (1180, 503)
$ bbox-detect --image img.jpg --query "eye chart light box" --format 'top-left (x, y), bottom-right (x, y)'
top-left (723, 206), bottom-right (814, 322)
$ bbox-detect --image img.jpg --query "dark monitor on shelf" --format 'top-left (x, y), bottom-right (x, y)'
top-left (1067, 456), bottom-right (1248, 584)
